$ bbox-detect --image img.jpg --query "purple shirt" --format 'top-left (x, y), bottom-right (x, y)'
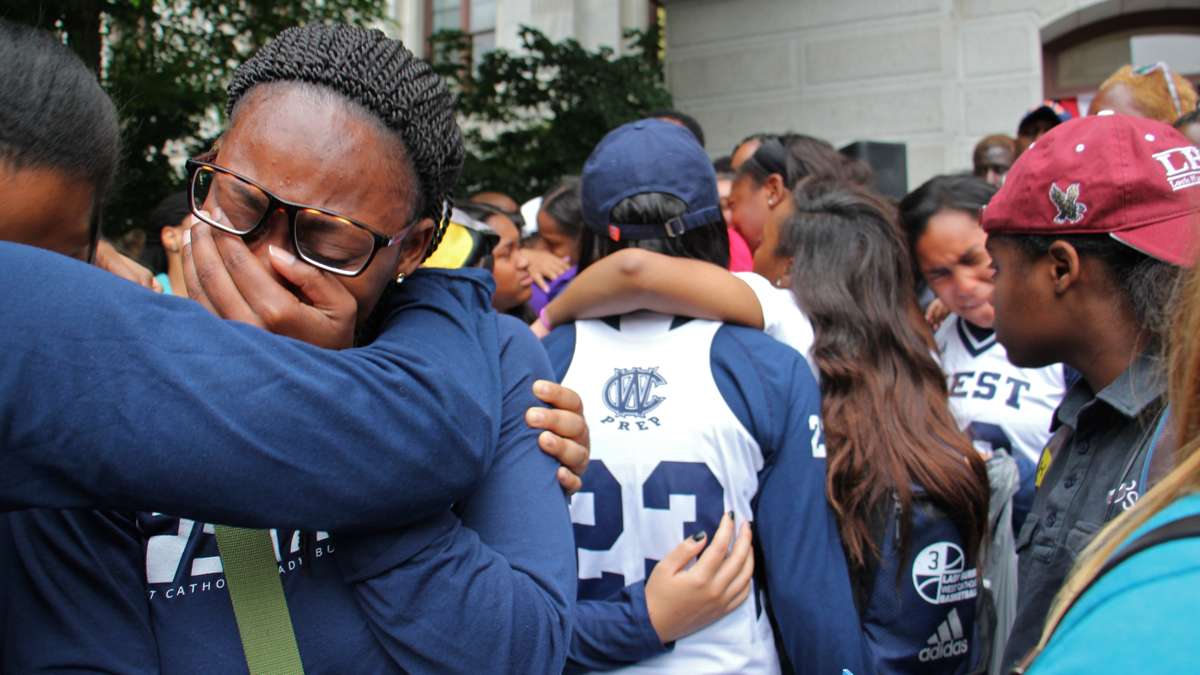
top-left (529, 265), bottom-right (578, 314)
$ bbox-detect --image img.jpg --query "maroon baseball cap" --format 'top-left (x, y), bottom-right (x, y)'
top-left (982, 112), bottom-right (1200, 267)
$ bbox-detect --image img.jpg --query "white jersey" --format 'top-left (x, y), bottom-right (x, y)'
top-left (563, 312), bottom-right (781, 675)
top-left (936, 315), bottom-right (1066, 509)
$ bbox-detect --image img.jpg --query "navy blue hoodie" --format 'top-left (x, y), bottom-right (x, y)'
top-left (1, 241), bottom-right (498, 529)
top-left (0, 242), bottom-right (575, 672)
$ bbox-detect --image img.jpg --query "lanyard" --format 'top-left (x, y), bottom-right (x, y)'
top-left (214, 526), bottom-right (306, 674)
top-left (1103, 404), bottom-right (1169, 521)
top-left (1139, 405), bottom-right (1170, 490)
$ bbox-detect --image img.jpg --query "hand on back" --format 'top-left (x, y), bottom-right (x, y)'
top-left (645, 512), bottom-right (754, 644)
top-left (527, 380), bottom-right (590, 494)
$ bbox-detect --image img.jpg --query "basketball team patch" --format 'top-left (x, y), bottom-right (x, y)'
top-left (912, 542), bottom-right (977, 605)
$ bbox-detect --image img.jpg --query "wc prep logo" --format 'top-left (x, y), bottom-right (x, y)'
top-left (912, 541), bottom-right (978, 605)
top-left (600, 367), bottom-right (666, 432)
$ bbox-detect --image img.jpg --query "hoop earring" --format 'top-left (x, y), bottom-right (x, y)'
top-left (395, 272), bottom-right (407, 285)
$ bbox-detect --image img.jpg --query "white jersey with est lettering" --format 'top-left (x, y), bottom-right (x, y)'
top-left (563, 312), bottom-right (780, 675)
top-left (935, 315), bottom-right (1067, 521)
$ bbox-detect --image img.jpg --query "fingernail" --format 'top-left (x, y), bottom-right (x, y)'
top-left (691, 530), bottom-right (707, 542)
top-left (728, 510), bottom-right (735, 523)
top-left (540, 430), bottom-right (558, 448)
top-left (269, 245), bottom-right (296, 265)
top-left (534, 380), bottom-right (551, 396)
top-left (527, 409), bottom-right (545, 425)
top-left (182, 229), bottom-right (191, 247)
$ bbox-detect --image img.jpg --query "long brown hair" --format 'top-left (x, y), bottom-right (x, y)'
top-left (779, 180), bottom-right (989, 570)
top-left (1033, 266), bottom-right (1198, 656)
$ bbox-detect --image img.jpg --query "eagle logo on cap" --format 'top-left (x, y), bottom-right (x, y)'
top-left (1049, 183), bottom-right (1087, 224)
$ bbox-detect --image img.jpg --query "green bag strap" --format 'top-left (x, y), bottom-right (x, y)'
top-left (214, 526), bottom-right (306, 675)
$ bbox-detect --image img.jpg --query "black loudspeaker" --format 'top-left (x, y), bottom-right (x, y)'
top-left (839, 141), bottom-right (907, 200)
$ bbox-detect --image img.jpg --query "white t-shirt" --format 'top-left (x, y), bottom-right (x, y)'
top-left (734, 272), bottom-right (817, 377)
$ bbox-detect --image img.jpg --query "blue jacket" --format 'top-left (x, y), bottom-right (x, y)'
top-left (0, 241), bottom-right (497, 530)
top-left (1027, 491), bottom-right (1200, 673)
top-left (0, 243), bottom-right (575, 672)
top-left (862, 494), bottom-right (981, 674)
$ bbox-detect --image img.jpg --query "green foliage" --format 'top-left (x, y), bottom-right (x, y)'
top-left (5, 0), bottom-right (385, 235)
top-left (5, 7), bottom-right (669, 231)
top-left (431, 25), bottom-right (672, 202)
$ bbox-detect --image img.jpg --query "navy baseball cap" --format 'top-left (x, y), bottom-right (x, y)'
top-left (581, 118), bottom-right (723, 242)
top-left (1018, 100), bottom-right (1072, 135)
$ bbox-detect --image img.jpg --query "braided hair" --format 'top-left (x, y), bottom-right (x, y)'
top-left (226, 23), bottom-right (464, 258)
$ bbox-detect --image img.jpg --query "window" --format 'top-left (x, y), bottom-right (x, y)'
top-left (430, 0), bottom-right (461, 33)
top-left (427, 0), bottom-right (496, 67)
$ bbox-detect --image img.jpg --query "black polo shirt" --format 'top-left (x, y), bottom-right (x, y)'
top-left (1002, 351), bottom-right (1169, 667)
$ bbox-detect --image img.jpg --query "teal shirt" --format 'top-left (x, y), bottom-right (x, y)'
top-left (1029, 491), bottom-right (1200, 672)
top-left (154, 272), bottom-right (173, 296)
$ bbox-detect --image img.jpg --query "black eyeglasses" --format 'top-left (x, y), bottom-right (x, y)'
top-left (185, 159), bottom-right (409, 276)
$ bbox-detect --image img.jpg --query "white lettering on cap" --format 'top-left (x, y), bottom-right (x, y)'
top-left (1152, 146), bottom-right (1200, 191)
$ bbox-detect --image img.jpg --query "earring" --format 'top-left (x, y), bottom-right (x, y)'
top-left (395, 272), bottom-right (407, 285)
top-left (774, 277), bottom-right (785, 288)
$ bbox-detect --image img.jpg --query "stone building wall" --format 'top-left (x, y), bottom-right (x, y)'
top-left (386, 0), bottom-right (1196, 189)
top-left (662, 0), bottom-right (1191, 188)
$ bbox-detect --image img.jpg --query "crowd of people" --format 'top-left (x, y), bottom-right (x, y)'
top-left (1, 16), bottom-right (1199, 675)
